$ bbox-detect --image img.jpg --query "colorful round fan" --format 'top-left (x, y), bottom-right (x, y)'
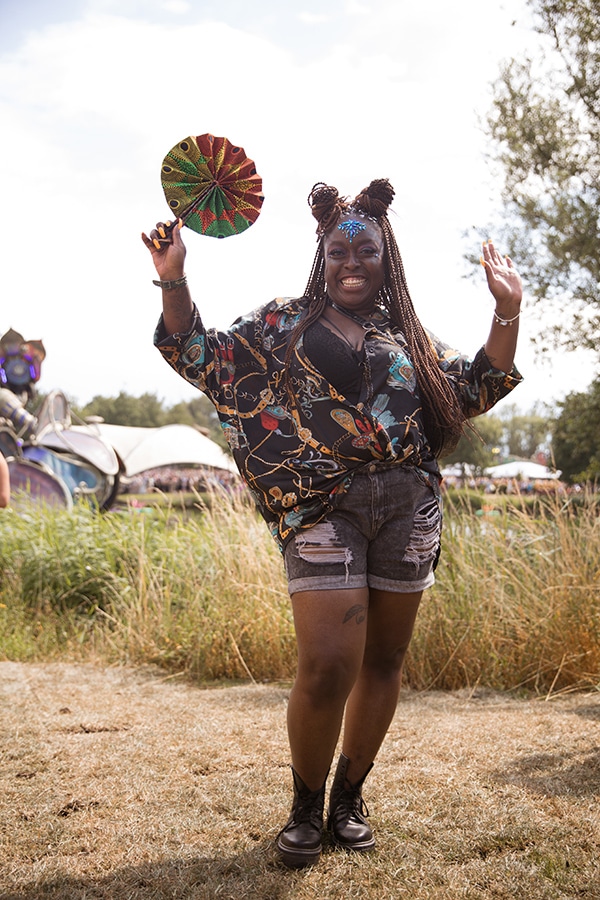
top-left (161, 133), bottom-right (264, 239)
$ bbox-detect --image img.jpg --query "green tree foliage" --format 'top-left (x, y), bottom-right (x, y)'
top-left (495, 401), bottom-right (552, 458)
top-left (441, 415), bottom-right (504, 473)
top-left (552, 377), bottom-right (600, 481)
top-left (80, 391), bottom-right (166, 428)
top-left (481, 0), bottom-right (600, 357)
top-left (163, 396), bottom-right (226, 449)
top-left (505, 412), bottom-right (551, 458)
top-left (78, 391), bottom-right (225, 448)
top-left (441, 405), bottom-right (553, 471)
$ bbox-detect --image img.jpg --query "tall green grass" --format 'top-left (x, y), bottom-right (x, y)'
top-left (1, 489), bottom-right (599, 692)
top-left (407, 492), bottom-right (600, 693)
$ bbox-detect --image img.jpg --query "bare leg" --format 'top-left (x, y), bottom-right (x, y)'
top-left (287, 587), bottom-right (369, 790)
top-left (341, 588), bottom-right (423, 783)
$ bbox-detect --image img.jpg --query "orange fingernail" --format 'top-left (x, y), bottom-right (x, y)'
top-left (158, 226), bottom-right (166, 238)
top-left (153, 238), bottom-right (161, 249)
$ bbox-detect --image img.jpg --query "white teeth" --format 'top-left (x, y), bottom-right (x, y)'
top-left (342, 277), bottom-right (365, 285)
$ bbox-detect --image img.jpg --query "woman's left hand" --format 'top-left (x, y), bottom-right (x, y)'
top-left (481, 240), bottom-right (523, 310)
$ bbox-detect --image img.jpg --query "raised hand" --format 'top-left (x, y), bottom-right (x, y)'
top-left (141, 218), bottom-right (186, 281)
top-left (481, 240), bottom-right (523, 311)
top-left (142, 217), bottom-right (193, 335)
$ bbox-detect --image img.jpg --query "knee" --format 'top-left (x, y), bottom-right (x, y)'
top-left (295, 654), bottom-right (359, 706)
top-left (363, 644), bottom-right (409, 680)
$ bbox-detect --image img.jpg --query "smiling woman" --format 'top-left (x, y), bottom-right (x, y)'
top-left (323, 218), bottom-right (385, 316)
top-left (142, 175), bottom-right (523, 869)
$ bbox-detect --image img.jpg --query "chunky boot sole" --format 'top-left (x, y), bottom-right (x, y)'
top-left (327, 754), bottom-right (376, 853)
top-left (328, 826), bottom-right (375, 853)
top-left (276, 836), bottom-right (322, 869)
top-left (277, 768), bottom-right (326, 868)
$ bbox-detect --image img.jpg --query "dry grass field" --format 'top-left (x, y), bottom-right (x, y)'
top-left (1, 662), bottom-right (599, 899)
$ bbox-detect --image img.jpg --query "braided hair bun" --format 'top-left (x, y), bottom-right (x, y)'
top-left (307, 183), bottom-right (348, 235)
top-left (354, 179), bottom-right (395, 219)
top-left (307, 179), bottom-right (395, 236)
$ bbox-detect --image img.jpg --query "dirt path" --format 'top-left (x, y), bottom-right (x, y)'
top-left (1, 662), bottom-right (599, 899)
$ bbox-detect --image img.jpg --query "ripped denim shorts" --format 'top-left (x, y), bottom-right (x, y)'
top-left (283, 463), bottom-right (442, 596)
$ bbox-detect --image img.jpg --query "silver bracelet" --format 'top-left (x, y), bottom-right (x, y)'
top-left (493, 310), bottom-right (520, 326)
top-left (152, 275), bottom-right (187, 290)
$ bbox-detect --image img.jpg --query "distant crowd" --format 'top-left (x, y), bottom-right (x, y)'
top-left (123, 466), bottom-right (240, 495)
top-left (123, 467), bottom-right (591, 499)
top-left (441, 475), bottom-right (583, 496)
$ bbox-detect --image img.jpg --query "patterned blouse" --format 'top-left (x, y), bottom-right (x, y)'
top-left (155, 296), bottom-right (522, 551)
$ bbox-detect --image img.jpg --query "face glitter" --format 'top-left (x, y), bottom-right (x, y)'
top-left (337, 219), bottom-right (367, 242)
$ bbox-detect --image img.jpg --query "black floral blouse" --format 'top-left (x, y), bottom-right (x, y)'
top-left (155, 297), bottom-right (522, 551)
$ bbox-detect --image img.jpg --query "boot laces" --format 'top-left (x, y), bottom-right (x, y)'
top-left (336, 785), bottom-right (370, 823)
top-left (295, 790), bottom-right (325, 828)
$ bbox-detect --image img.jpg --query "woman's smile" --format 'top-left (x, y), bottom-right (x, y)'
top-left (340, 276), bottom-right (367, 287)
top-left (324, 216), bottom-right (385, 316)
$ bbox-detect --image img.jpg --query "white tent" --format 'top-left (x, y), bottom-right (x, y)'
top-left (484, 460), bottom-right (561, 481)
top-left (440, 463), bottom-right (477, 479)
top-left (79, 423), bottom-right (238, 477)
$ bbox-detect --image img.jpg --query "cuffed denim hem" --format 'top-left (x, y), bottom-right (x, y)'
top-left (286, 573), bottom-right (367, 596)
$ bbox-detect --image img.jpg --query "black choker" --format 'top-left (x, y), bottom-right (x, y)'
top-left (327, 298), bottom-right (377, 326)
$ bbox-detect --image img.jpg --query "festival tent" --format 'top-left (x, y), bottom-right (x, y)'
top-left (484, 460), bottom-right (561, 481)
top-left (78, 423), bottom-right (237, 477)
top-left (440, 463), bottom-right (477, 479)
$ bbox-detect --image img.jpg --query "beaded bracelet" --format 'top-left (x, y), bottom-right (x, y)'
top-left (493, 310), bottom-right (521, 326)
top-left (152, 275), bottom-right (187, 290)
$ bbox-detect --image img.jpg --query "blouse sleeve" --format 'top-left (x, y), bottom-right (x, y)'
top-left (429, 334), bottom-right (523, 418)
top-left (154, 306), bottom-right (228, 397)
top-left (153, 298), bottom-right (291, 408)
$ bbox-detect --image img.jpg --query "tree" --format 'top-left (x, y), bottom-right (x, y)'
top-left (164, 396), bottom-right (226, 448)
top-left (441, 404), bottom-right (555, 473)
top-left (80, 391), bottom-right (167, 427)
top-left (441, 414), bottom-right (504, 473)
top-left (78, 391), bottom-right (226, 448)
top-left (552, 377), bottom-right (600, 481)
top-left (494, 401), bottom-right (553, 459)
top-left (505, 413), bottom-right (551, 459)
top-left (479, 0), bottom-right (600, 359)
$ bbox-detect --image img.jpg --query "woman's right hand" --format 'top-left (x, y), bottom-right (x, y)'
top-left (141, 218), bottom-right (187, 281)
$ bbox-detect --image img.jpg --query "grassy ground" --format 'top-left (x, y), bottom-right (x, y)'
top-left (1, 662), bottom-right (599, 899)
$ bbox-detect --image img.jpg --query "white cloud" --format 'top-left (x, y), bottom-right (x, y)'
top-left (344, 0), bottom-right (370, 15)
top-left (296, 11), bottom-right (331, 25)
top-left (161, 0), bottom-right (192, 13)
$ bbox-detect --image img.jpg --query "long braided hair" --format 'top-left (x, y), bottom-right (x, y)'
top-left (283, 179), bottom-right (466, 456)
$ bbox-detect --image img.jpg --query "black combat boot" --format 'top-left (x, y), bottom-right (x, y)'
top-left (276, 768), bottom-right (327, 868)
top-left (327, 753), bottom-right (375, 851)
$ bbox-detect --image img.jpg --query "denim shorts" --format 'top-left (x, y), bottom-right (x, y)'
top-left (283, 464), bottom-right (443, 595)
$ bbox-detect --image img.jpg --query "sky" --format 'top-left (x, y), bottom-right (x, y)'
top-left (0, 0), bottom-right (597, 413)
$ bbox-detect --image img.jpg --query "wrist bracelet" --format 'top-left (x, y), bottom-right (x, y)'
top-left (493, 310), bottom-right (520, 326)
top-left (152, 275), bottom-right (187, 290)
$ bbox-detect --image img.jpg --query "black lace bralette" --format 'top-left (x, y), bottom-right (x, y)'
top-left (304, 320), bottom-right (365, 404)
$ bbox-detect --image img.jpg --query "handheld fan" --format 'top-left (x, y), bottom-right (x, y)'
top-left (160, 133), bottom-right (264, 239)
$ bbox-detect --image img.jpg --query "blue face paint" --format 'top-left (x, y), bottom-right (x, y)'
top-left (337, 219), bottom-right (367, 242)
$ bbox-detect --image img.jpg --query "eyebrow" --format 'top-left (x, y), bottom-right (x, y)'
top-left (326, 235), bottom-right (382, 247)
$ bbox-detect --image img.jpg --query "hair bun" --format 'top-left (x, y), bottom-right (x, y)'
top-left (354, 179), bottom-right (395, 219)
top-left (307, 182), bottom-right (347, 234)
